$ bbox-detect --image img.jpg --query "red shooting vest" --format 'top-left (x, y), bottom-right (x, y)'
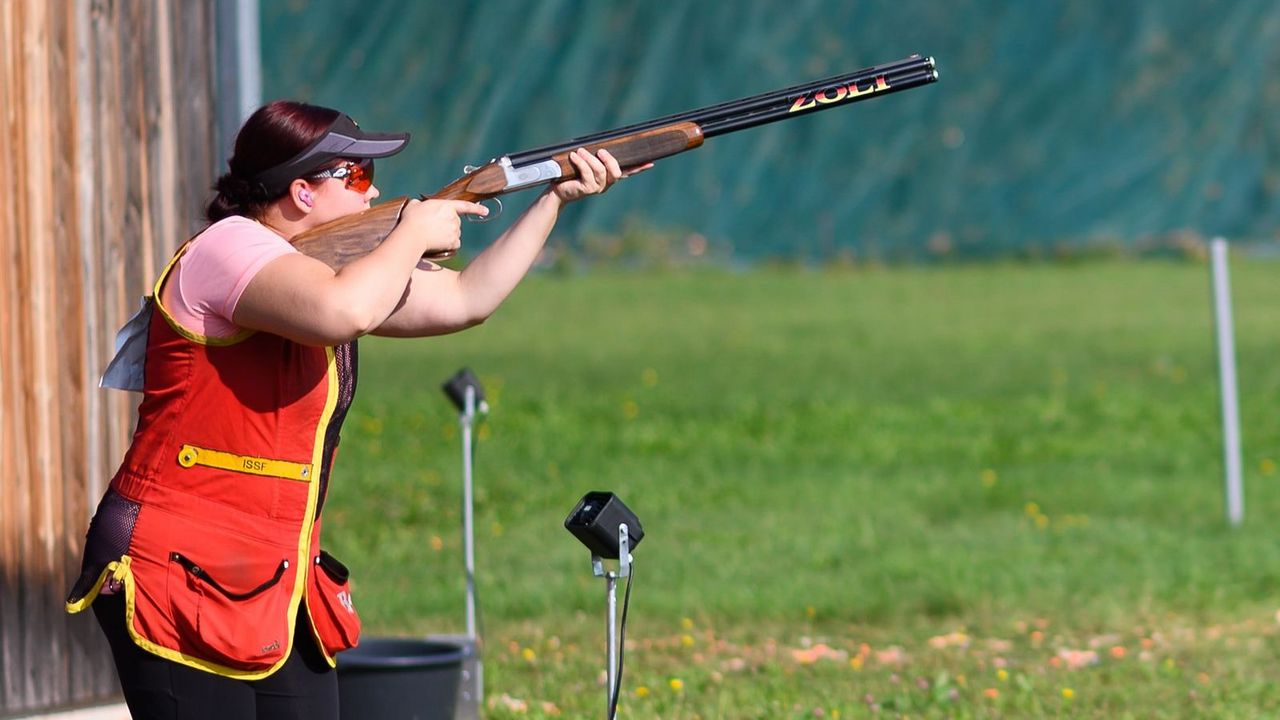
top-left (67, 249), bottom-right (361, 679)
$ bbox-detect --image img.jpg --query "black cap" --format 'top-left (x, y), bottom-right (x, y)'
top-left (250, 113), bottom-right (409, 197)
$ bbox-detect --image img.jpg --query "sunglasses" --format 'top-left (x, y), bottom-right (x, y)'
top-left (307, 159), bottom-right (375, 193)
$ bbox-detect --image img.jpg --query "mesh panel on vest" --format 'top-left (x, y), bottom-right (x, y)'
top-left (316, 340), bottom-right (358, 517)
top-left (68, 488), bottom-right (141, 601)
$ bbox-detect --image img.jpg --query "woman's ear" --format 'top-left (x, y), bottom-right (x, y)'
top-left (288, 179), bottom-right (314, 213)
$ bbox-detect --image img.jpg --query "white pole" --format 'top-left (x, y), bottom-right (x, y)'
top-left (462, 387), bottom-right (477, 637)
top-left (605, 574), bottom-right (618, 720)
top-left (215, 0), bottom-right (262, 157)
top-left (461, 385), bottom-right (482, 704)
top-left (1211, 237), bottom-right (1244, 526)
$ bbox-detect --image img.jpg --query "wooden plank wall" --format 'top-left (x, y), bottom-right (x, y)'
top-left (0, 1), bottom-right (218, 715)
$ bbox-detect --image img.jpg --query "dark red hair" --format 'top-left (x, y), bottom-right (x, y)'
top-left (206, 100), bottom-right (340, 222)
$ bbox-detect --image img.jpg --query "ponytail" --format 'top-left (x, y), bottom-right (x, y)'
top-left (205, 172), bottom-right (272, 223)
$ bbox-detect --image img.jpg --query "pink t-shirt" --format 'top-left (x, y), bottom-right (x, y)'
top-left (161, 216), bottom-right (296, 338)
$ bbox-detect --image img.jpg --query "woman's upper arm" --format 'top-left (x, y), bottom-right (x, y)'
top-left (232, 253), bottom-right (373, 346)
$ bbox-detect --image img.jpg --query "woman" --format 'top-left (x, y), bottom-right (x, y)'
top-left (66, 100), bottom-right (644, 719)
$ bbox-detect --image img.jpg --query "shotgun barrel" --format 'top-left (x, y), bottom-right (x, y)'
top-left (508, 55), bottom-right (935, 166)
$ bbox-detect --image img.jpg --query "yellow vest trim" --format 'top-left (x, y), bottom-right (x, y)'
top-left (151, 241), bottom-right (256, 347)
top-left (65, 559), bottom-right (130, 614)
top-left (298, 345), bottom-right (341, 668)
top-left (177, 444), bottom-right (313, 482)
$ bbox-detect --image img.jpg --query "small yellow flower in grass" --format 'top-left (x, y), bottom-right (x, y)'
top-left (521, 647), bottom-right (536, 662)
top-left (1062, 688), bottom-right (1074, 700)
top-left (849, 655), bottom-right (864, 671)
top-left (1024, 502), bottom-right (1040, 516)
top-left (1035, 514), bottom-right (1050, 530)
top-left (634, 686), bottom-right (650, 698)
top-left (495, 694), bottom-right (528, 713)
top-left (641, 368), bottom-right (659, 387)
top-left (681, 634), bottom-right (695, 648)
top-left (806, 606), bottom-right (817, 619)
top-left (669, 678), bottom-right (684, 692)
top-left (981, 468), bottom-right (998, 487)
top-left (997, 669), bottom-right (1009, 682)
top-left (681, 617), bottom-right (695, 631)
top-left (430, 535), bottom-right (444, 551)
top-left (622, 400), bottom-right (639, 419)
top-left (1261, 458), bottom-right (1276, 476)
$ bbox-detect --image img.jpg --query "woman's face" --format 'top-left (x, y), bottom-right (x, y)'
top-left (303, 159), bottom-right (380, 226)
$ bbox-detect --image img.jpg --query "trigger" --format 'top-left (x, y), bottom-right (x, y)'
top-left (467, 197), bottom-right (503, 224)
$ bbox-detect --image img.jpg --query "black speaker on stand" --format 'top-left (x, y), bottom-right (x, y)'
top-left (565, 492), bottom-right (644, 720)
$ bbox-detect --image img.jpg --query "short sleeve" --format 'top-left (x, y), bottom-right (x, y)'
top-left (166, 216), bottom-right (296, 338)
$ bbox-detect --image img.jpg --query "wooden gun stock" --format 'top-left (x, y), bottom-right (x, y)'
top-left (289, 54), bottom-right (938, 271)
top-left (289, 198), bottom-right (412, 272)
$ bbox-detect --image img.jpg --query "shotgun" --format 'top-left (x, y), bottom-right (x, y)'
top-left (291, 54), bottom-right (938, 270)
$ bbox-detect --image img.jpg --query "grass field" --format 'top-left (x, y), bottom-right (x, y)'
top-left (325, 258), bottom-right (1280, 718)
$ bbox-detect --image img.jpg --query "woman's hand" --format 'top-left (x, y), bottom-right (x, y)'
top-left (399, 198), bottom-right (489, 256)
top-left (551, 148), bottom-right (653, 204)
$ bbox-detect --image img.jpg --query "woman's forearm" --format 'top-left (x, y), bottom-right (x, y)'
top-left (373, 149), bottom-right (626, 338)
top-left (454, 189), bottom-right (564, 318)
top-left (326, 221), bottom-right (435, 329)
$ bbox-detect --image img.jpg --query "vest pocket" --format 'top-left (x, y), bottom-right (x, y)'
top-left (307, 549), bottom-right (361, 658)
top-left (167, 549), bottom-right (295, 670)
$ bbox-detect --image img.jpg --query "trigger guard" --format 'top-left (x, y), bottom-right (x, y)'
top-left (468, 196), bottom-right (501, 221)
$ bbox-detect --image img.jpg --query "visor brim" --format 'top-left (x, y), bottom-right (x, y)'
top-left (251, 113), bottom-right (409, 196)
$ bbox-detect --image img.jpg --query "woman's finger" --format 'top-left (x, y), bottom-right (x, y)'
top-left (575, 148), bottom-right (607, 189)
top-left (621, 162), bottom-right (655, 178)
top-left (597, 149), bottom-right (624, 183)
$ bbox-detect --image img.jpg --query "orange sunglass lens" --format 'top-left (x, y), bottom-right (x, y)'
top-left (345, 162), bottom-right (373, 192)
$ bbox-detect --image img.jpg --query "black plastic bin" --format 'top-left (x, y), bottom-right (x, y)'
top-left (337, 637), bottom-right (467, 720)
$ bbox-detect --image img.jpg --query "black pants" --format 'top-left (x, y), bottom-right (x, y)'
top-left (93, 593), bottom-right (338, 720)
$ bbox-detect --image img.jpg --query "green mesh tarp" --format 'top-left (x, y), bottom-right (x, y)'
top-left (261, 1), bottom-right (1280, 261)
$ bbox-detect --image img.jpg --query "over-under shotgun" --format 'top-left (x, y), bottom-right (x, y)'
top-left (292, 54), bottom-right (939, 270)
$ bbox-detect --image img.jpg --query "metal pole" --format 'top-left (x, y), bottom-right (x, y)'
top-left (460, 386), bottom-right (483, 704)
top-left (462, 386), bottom-right (477, 636)
top-left (605, 574), bottom-right (618, 719)
top-left (1211, 237), bottom-right (1244, 526)
top-left (215, 0), bottom-right (262, 157)
top-left (597, 524), bottom-right (630, 720)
